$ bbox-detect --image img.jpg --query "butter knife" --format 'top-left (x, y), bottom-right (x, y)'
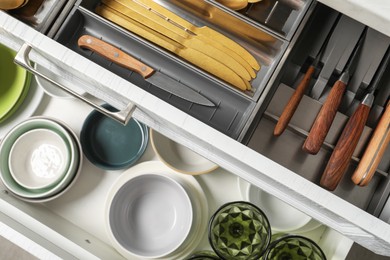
top-left (78, 35), bottom-right (215, 107)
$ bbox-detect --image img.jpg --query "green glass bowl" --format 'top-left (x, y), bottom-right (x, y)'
top-left (208, 201), bottom-right (271, 260)
top-left (264, 235), bottom-right (327, 260)
top-left (185, 250), bottom-right (220, 260)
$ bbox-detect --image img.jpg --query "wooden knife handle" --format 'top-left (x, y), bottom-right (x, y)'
top-left (77, 35), bottom-right (155, 79)
top-left (303, 79), bottom-right (347, 154)
top-left (320, 100), bottom-right (371, 191)
top-left (274, 65), bottom-right (315, 136)
top-left (352, 100), bottom-right (390, 186)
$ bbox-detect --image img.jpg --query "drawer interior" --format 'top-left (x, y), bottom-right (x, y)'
top-left (245, 4), bottom-right (390, 217)
top-left (50, 0), bottom-right (289, 139)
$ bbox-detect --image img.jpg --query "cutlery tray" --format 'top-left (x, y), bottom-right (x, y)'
top-left (245, 4), bottom-right (390, 219)
top-left (50, 0), bottom-right (289, 139)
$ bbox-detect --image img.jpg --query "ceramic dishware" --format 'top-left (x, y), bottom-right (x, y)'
top-left (208, 201), bottom-right (271, 260)
top-left (107, 172), bottom-right (193, 258)
top-left (81, 104), bottom-right (148, 170)
top-left (264, 234), bottom-right (327, 260)
top-left (150, 129), bottom-right (218, 175)
top-left (8, 128), bottom-right (70, 190)
top-left (105, 161), bottom-right (208, 259)
top-left (247, 184), bottom-right (312, 232)
top-left (0, 44), bottom-right (32, 123)
top-left (0, 117), bottom-right (81, 201)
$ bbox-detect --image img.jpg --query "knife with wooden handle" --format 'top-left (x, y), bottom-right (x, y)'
top-left (96, 5), bottom-right (248, 90)
top-left (303, 28), bottom-right (366, 154)
top-left (78, 35), bottom-right (215, 107)
top-left (320, 94), bottom-right (372, 191)
top-left (351, 99), bottom-right (390, 186)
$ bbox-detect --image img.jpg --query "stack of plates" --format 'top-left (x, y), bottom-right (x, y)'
top-left (0, 117), bottom-right (83, 203)
top-left (105, 161), bottom-right (209, 259)
top-left (0, 44), bottom-right (32, 123)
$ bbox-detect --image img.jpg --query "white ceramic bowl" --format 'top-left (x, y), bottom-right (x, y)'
top-left (150, 129), bottom-right (218, 175)
top-left (247, 184), bottom-right (312, 233)
top-left (0, 117), bottom-right (81, 200)
top-left (8, 128), bottom-right (70, 190)
top-left (107, 171), bottom-right (193, 258)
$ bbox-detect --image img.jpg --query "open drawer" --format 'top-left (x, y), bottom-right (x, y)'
top-left (1, 0), bottom-right (390, 258)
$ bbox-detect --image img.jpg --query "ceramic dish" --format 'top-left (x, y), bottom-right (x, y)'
top-left (0, 117), bottom-right (80, 200)
top-left (0, 76), bottom-right (44, 138)
top-left (8, 128), bottom-right (71, 190)
top-left (81, 105), bottom-right (148, 170)
top-left (105, 161), bottom-right (209, 260)
top-left (7, 119), bottom-right (83, 203)
top-left (0, 44), bottom-right (32, 123)
top-left (237, 177), bottom-right (322, 233)
top-left (150, 129), bottom-right (218, 175)
top-left (34, 63), bottom-right (86, 99)
top-left (109, 173), bottom-right (193, 258)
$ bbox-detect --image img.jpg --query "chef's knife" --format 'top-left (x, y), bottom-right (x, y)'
top-left (351, 99), bottom-right (390, 186)
top-left (78, 35), bottom-right (215, 107)
top-left (302, 27), bottom-right (367, 154)
top-left (320, 46), bottom-right (390, 191)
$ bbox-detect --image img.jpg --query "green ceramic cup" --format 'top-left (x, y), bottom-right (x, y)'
top-left (264, 235), bottom-right (327, 260)
top-left (208, 201), bottom-right (271, 260)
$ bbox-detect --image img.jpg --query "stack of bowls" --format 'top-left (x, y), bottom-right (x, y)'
top-left (0, 44), bottom-right (32, 123)
top-left (0, 117), bottom-right (82, 202)
top-left (105, 161), bottom-right (207, 259)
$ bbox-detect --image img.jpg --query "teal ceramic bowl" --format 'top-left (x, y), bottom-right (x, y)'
top-left (0, 117), bottom-right (80, 200)
top-left (80, 105), bottom-right (148, 170)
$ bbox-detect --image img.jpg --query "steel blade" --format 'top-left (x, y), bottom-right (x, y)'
top-left (147, 72), bottom-right (215, 107)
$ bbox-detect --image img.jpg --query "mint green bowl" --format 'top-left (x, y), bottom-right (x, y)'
top-left (0, 117), bottom-right (79, 199)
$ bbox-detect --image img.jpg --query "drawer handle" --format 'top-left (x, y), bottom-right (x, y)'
top-left (14, 43), bottom-right (135, 125)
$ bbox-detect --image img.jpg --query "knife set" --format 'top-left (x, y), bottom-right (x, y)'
top-left (248, 6), bottom-right (390, 199)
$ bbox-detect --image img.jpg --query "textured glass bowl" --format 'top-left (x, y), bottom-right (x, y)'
top-left (264, 235), bottom-right (327, 260)
top-left (185, 250), bottom-right (220, 260)
top-left (208, 201), bottom-right (271, 260)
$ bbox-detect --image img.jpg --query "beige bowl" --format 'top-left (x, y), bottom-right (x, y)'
top-left (150, 129), bottom-right (218, 175)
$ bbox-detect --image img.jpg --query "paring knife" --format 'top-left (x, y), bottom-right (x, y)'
top-left (78, 35), bottom-right (215, 107)
top-left (320, 46), bottom-right (390, 191)
top-left (302, 27), bottom-right (367, 154)
top-left (351, 99), bottom-right (390, 186)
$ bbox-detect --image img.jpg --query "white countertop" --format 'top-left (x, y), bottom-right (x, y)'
top-left (317, 0), bottom-right (390, 37)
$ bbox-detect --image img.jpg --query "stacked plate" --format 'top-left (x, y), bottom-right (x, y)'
top-left (0, 117), bottom-right (82, 203)
top-left (0, 44), bottom-right (32, 123)
top-left (105, 161), bottom-right (209, 259)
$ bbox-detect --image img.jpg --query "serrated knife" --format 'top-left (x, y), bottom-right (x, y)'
top-left (78, 35), bottom-right (215, 107)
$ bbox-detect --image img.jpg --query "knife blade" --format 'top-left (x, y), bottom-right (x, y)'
top-left (78, 35), bottom-right (215, 107)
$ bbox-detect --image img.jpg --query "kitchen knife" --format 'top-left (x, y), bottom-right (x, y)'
top-left (273, 14), bottom-right (340, 136)
top-left (320, 46), bottom-right (390, 191)
top-left (351, 99), bottom-right (390, 186)
top-left (78, 35), bottom-right (215, 107)
top-left (302, 27), bottom-right (367, 154)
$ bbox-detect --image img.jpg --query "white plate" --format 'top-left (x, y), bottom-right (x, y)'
top-left (150, 129), bottom-right (218, 175)
top-left (34, 64), bottom-right (86, 99)
top-left (105, 161), bottom-right (209, 259)
top-left (0, 77), bottom-right (44, 138)
top-left (237, 177), bottom-right (322, 233)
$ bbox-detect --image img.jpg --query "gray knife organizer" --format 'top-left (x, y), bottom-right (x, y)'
top-left (245, 4), bottom-right (390, 219)
top-left (49, 0), bottom-right (291, 139)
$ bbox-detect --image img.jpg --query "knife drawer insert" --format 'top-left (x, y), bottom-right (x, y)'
top-left (245, 4), bottom-right (390, 219)
top-left (51, 0), bottom-right (291, 139)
